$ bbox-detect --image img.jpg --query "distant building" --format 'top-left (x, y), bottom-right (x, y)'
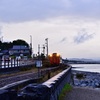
top-left (0, 45), bottom-right (31, 59)
top-left (9, 45), bottom-right (31, 57)
top-left (0, 50), bottom-right (9, 60)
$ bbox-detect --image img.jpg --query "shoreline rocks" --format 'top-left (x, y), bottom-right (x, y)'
top-left (72, 70), bottom-right (100, 89)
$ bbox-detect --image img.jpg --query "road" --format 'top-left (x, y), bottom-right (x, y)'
top-left (64, 86), bottom-right (100, 100)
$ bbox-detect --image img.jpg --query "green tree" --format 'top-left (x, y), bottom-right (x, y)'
top-left (0, 39), bottom-right (29, 51)
top-left (13, 39), bottom-right (29, 47)
top-left (0, 42), bottom-right (13, 50)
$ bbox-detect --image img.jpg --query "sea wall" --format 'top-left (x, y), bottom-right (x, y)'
top-left (42, 67), bottom-right (72, 100)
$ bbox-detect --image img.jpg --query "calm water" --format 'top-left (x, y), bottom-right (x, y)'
top-left (71, 64), bottom-right (100, 73)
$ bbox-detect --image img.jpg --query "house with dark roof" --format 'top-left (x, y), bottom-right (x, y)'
top-left (9, 45), bottom-right (31, 57)
top-left (0, 50), bottom-right (9, 60)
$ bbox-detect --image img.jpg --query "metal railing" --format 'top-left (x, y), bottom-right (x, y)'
top-left (0, 58), bottom-right (35, 68)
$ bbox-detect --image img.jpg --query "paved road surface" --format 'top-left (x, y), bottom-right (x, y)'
top-left (64, 87), bottom-right (100, 100)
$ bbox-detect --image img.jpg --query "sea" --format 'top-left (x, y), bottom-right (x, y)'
top-left (71, 64), bottom-right (100, 73)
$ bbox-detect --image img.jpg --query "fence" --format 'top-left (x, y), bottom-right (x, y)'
top-left (0, 58), bottom-right (35, 68)
top-left (0, 58), bottom-right (35, 74)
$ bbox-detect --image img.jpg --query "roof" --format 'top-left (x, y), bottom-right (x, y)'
top-left (1, 50), bottom-right (9, 55)
top-left (12, 45), bottom-right (29, 50)
top-left (1, 50), bottom-right (8, 53)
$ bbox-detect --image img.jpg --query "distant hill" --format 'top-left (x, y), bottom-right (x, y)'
top-left (66, 58), bottom-right (100, 64)
top-left (68, 58), bottom-right (100, 61)
top-left (68, 58), bottom-right (93, 61)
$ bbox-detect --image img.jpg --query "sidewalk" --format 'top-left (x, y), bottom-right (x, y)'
top-left (64, 87), bottom-right (100, 100)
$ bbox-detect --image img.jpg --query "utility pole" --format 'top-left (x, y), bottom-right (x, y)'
top-left (37, 44), bottom-right (42, 78)
top-left (0, 36), bottom-right (3, 42)
top-left (38, 44), bottom-right (40, 56)
top-left (30, 35), bottom-right (32, 57)
top-left (45, 38), bottom-right (48, 58)
top-left (42, 44), bottom-right (45, 55)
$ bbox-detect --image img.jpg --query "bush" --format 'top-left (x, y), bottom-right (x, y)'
top-left (58, 84), bottom-right (72, 100)
top-left (76, 73), bottom-right (85, 79)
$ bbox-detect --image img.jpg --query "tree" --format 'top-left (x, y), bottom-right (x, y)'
top-left (0, 39), bottom-right (29, 51)
top-left (12, 39), bottom-right (29, 47)
top-left (0, 42), bottom-right (13, 51)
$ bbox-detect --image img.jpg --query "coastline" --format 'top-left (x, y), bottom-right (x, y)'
top-left (63, 70), bottom-right (100, 100)
top-left (72, 70), bottom-right (100, 89)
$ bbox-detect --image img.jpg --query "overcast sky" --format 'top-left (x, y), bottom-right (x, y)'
top-left (0, 0), bottom-right (100, 59)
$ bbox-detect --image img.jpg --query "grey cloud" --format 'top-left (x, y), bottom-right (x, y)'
top-left (74, 30), bottom-right (95, 44)
top-left (0, 0), bottom-right (100, 23)
top-left (0, 0), bottom-right (68, 22)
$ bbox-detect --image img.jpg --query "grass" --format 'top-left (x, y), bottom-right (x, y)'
top-left (58, 83), bottom-right (72, 100)
top-left (0, 66), bottom-right (37, 78)
top-left (39, 68), bottom-right (64, 83)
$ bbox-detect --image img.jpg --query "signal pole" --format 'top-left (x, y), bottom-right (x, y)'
top-left (42, 44), bottom-right (45, 55)
top-left (30, 35), bottom-right (32, 56)
top-left (45, 38), bottom-right (48, 58)
top-left (38, 44), bottom-right (40, 56)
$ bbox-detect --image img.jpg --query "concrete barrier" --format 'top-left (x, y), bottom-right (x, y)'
top-left (42, 66), bottom-right (72, 100)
